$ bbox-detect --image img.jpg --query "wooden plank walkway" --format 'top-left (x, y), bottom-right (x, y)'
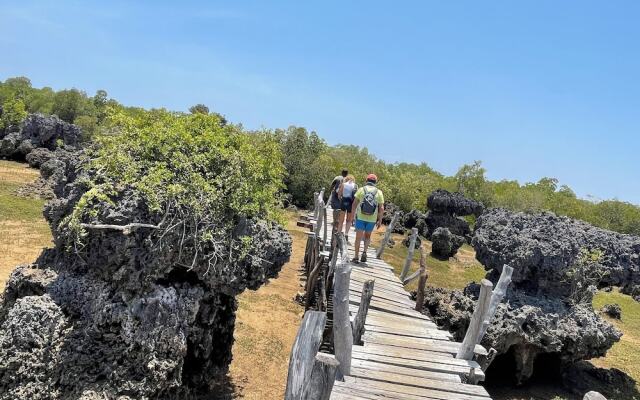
top-left (315, 209), bottom-right (491, 400)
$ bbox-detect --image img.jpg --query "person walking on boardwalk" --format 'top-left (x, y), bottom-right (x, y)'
top-left (351, 173), bottom-right (384, 263)
top-left (329, 168), bottom-right (348, 225)
top-left (336, 174), bottom-right (357, 238)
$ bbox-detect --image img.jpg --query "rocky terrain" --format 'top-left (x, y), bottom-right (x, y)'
top-left (418, 208), bottom-right (640, 386)
top-left (0, 113), bottom-right (79, 160)
top-left (0, 118), bottom-right (292, 399)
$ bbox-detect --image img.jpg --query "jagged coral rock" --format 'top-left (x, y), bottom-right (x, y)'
top-left (0, 146), bottom-right (291, 399)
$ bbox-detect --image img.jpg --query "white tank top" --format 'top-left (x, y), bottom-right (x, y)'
top-left (342, 181), bottom-right (356, 199)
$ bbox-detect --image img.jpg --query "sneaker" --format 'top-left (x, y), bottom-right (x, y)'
top-left (360, 253), bottom-right (367, 263)
top-left (351, 257), bottom-right (359, 264)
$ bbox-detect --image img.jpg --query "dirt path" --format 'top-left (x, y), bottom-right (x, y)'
top-left (228, 212), bottom-right (305, 399)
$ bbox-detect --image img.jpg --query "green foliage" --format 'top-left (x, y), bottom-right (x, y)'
top-left (189, 104), bottom-right (210, 114)
top-left (64, 108), bottom-right (285, 247)
top-left (0, 98), bottom-right (28, 130)
top-left (2, 76), bottom-right (639, 236)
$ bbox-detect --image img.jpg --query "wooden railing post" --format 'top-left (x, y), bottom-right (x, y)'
top-left (285, 311), bottom-right (328, 400)
top-left (333, 234), bottom-right (353, 379)
top-left (415, 247), bottom-right (428, 312)
top-left (313, 192), bottom-right (319, 219)
top-left (315, 199), bottom-right (325, 239)
top-left (376, 212), bottom-right (400, 259)
top-left (399, 228), bottom-right (418, 281)
top-left (456, 279), bottom-right (493, 360)
top-left (478, 265), bottom-right (514, 341)
top-left (322, 206), bottom-right (328, 251)
top-left (301, 353), bottom-right (340, 400)
top-left (352, 279), bottom-right (374, 345)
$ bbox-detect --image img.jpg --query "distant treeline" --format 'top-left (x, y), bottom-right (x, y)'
top-left (2, 76), bottom-right (639, 236)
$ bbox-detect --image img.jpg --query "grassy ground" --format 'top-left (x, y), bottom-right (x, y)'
top-left (228, 211), bottom-right (305, 399)
top-left (368, 228), bottom-right (486, 291)
top-left (592, 289), bottom-right (640, 384)
top-left (0, 160), bottom-right (51, 290)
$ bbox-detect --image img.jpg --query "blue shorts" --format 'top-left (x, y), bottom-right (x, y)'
top-left (355, 218), bottom-right (376, 233)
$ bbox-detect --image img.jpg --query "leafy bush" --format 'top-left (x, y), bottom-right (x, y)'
top-left (0, 98), bottom-right (27, 130)
top-left (64, 108), bottom-right (285, 256)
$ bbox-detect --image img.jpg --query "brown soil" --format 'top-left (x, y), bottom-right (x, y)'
top-left (228, 212), bottom-right (305, 399)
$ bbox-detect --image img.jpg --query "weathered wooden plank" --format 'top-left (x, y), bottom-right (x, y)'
top-left (456, 279), bottom-right (492, 360)
top-left (302, 352), bottom-right (340, 400)
top-left (351, 349), bottom-right (485, 382)
top-left (353, 280), bottom-right (374, 345)
top-left (400, 228), bottom-right (419, 281)
top-left (376, 212), bottom-right (400, 259)
top-left (351, 359), bottom-right (461, 383)
top-left (363, 324), bottom-right (452, 340)
top-left (284, 311), bottom-right (327, 400)
top-left (342, 376), bottom-right (491, 400)
top-left (366, 308), bottom-right (433, 325)
top-left (349, 286), bottom-right (414, 307)
top-left (334, 235), bottom-right (353, 378)
top-left (364, 332), bottom-right (488, 357)
top-left (349, 294), bottom-right (429, 320)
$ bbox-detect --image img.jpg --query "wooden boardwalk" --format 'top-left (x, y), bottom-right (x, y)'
top-left (317, 209), bottom-right (492, 400)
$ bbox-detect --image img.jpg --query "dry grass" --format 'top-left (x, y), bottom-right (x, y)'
top-left (369, 227), bottom-right (486, 291)
top-left (592, 289), bottom-right (640, 385)
top-left (228, 211), bottom-right (305, 399)
top-left (0, 160), bottom-right (52, 290)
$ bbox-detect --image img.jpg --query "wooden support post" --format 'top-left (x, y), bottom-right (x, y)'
top-left (301, 353), bottom-right (340, 400)
top-left (284, 311), bottom-right (327, 400)
top-left (352, 280), bottom-right (375, 345)
top-left (478, 265), bottom-right (514, 342)
top-left (315, 200), bottom-right (325, 239)
top-left (456, 279), bottom-right (493, 360)
top-left (415, 247), bottom-right (428, 312)
top-left (479, 347), bottom-right (497, 372)
top-left (313, 192), bottom-right (319, 219)
top-left (376, 212), bottom-right (400, 259)
top-left (399, 228), bottom-right (418, 281)
top-left (322, 206), bottom-right (328, 251)
top-left (333, 235), bottom-right (353, 379)
top-left (305, 256), bottom-right (325, 310)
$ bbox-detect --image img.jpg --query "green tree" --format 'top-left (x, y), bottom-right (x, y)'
top-left (0, 98), bottom-right (28, 130)
top-left (52, 89), bottom-right (92, 123)
top-left (189, 104), bottom-right (210, 114)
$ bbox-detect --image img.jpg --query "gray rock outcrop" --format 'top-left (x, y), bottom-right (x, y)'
top-left (0, 149), bottom-right (292, 399)
top-left (0, 113), bottom-right (80, 160)
top-left (430, 227), bottom-right (466, 260)
top-left (424, 190), bottom-right (483, 258)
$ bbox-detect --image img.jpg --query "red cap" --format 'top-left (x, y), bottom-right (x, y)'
top-left (367, 174), bottom-right (378, 182)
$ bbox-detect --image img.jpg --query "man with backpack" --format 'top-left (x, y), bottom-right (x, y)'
top-left (351, 173), bottom-right (384, 263)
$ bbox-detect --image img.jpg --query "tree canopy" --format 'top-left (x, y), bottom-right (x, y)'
top-left (2, 76), bottom-right (639, 236)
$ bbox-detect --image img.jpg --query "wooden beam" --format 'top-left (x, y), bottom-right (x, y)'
top-left (301, 352), bottom-right (340, 400)
top-left (415, 246), bottom-right (429, 312)
top-left (333, 234), bottom-right (353, 379)
top-left (456, 279), bottom-right (493, 360)
top-left (284, 311), bottom-right (327, 400)
top-left (399, 228), bottom-right (418, 281)
top-left (352, 279), bottom-right (375, 345)
top-left (376, 212), bottom-right (400, 259)
top-left (478, 265), bottom-right (514, 342)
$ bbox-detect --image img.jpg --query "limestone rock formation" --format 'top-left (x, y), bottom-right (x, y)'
top-left (416, 207), bottom-right (639, 384)
top-left (0, 113), bottom-right (80, 160)
top-left (601, 304), bottom-right (622, 319)
top-left (381, 202), bottom-right (406, 234)
top-left (424, 190), bottom-right (483, 242)
top-left (473, 208), bottom-right (640, 295)
top-left (0, 149), bottom-right (292, 399)
top-left (430, 227), bottom-right (466, 260)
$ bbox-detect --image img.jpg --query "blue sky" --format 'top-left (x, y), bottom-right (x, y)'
top-left (1, 1), bottom-right (639, 204)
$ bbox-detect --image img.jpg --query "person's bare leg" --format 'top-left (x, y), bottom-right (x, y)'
top-left (354, 229), bottom-right (364, 260)
top-left (344, 214), bottom-right (352, 237)
top-left (363, 231), bottom-right (372, 255)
